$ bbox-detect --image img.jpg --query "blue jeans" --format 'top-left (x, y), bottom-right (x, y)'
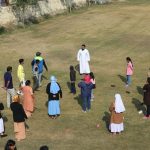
top-left (126, 75), bottom-right (131, 85)
top-left (82, 95), bottom-right (91, 111)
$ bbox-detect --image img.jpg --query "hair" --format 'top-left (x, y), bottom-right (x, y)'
top-left (19, 59), bottom-right (24, 64)
top-left (7, 66), bottom-right (12, 72)
top-left (126, 57), bottom-right (133, 66)
top-left (13, 95), bottom-right (20, 102)
top-left (70, 65), bottom-right (75, 71)
top-left (4, 139), bottom-right (17, 150)
top-left (35, 59), bottom-right (40, 64)
top-left (89, 72), bottom-right (95, 79)
top-left (36, 52), bottom-right (41, 56)
top-left (39, 146), bottom-right (49, 150)
top-left (81, 44), bottom-right (86, 47)
top-left (25, 80), bottom-right (31, 86)
top-left (147, 77), bottom-right (150, 85)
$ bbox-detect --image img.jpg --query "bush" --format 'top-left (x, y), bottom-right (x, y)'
top-left (0, 26), bottom-right (6, 35)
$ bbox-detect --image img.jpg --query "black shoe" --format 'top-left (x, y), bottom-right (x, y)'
top-left (1, 134), bottom-right (7, 138)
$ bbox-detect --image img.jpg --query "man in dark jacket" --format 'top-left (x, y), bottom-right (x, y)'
top-left (143, 77), bottom-right (150, 119)
top-left (78, 75), bottom-right (95, 113)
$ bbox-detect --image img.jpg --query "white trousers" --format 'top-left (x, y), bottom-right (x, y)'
top-left (7, 88), bottom-right (16, 108)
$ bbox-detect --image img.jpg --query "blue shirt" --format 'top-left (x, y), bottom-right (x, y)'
top-left (78, 81), bottom-right (94, 97)
top-left (4, 72), bottom-right (13, 89)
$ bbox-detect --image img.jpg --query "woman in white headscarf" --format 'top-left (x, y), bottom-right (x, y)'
top-left (109, 94), bottom-right (125, 135)
top-left (46, 76), bottom-right (62, 119)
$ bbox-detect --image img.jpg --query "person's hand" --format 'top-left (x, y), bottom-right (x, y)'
top-left (2, 87), bottom-right (7, 90)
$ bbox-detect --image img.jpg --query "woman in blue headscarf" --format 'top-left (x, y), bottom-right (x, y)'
top-left (46, 76), bottom-right (62, 119)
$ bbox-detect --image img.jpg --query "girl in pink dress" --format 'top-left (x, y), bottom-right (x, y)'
top-left (126, 57), bottom-right (133, 87)
top-left (21, 80), bottom-right (35, 118)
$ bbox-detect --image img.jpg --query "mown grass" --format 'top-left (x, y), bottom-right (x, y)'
top-left (0, 1), bottom-right (150, 150)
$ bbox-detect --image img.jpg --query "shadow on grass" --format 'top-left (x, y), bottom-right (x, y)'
top-left (67, 82), bottom-right (71, 92)
top-left (74, 95), bottom-right (82, 109)
top-left (75, 64), bottom-right (80, 74)
top-left (45, 101), bottom-right (48, 108)
top-left (102, 111), bottom-right (110, 131)
top-left (137, 86), bottom-right (143, 95)
top-left (2, 114), bottom-right (8, 122)
top-left (42, 75), bottom-right (48, 80)
top-left (132, 98), bottom-right (146, 115)
top-left (118, 74), bottom-right (126, 84)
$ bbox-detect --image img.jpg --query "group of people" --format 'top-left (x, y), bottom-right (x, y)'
top-left (0, 52), bottom-right (49, 145)
top-left (0, 44), bottom-right (149, 149)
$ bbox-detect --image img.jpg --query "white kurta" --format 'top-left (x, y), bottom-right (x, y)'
top-left (0, 118), bottom-right (4, 134)
top-left (77, 49), bottom-right (90, 74)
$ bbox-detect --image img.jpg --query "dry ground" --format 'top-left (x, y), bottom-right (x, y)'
top-left (0, 1), bottom-right (150, 149)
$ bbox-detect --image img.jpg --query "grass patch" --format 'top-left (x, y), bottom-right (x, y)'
top-left (0, 1), bottom-right (150, 150)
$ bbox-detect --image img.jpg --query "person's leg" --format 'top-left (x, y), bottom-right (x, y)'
top-left (82, 97), bottom-right (87, 112)
top-left (87, 95), bottom-right (91, 111)
top-left (70, 83), bottom-right (73, 93)
top-left (10, 88), bottom-right (16, 103)
top-left (147, 105), bottom-right (150, 117)
top-left (38, 73), bottom-right (42, 86)
top-left (126, 75), bottom-right (131, 85)
top-left (72, 82), bottom-right (76, 94)
top-left (6, 89), bottom-right (11, 108)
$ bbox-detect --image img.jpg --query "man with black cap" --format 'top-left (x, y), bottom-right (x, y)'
top-left (31, 52), bottom-right (48, 86)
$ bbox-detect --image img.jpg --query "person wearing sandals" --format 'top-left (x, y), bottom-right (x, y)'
top-left (143, 77), bottom-right (150, 119)
top-left (46, 76), bottom-right (62, 119)
top-left (109, 94), bottom-right (125, 135)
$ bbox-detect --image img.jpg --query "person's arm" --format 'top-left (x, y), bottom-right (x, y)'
top-left (21, 105), bottom-right (27, 119)
top-left (57, 83), bottom-right (62, 98)
top-left (78, 82), bottom-right (82, 88)
top-left (86, 50), bottom-right (90, 61)
top-left (31, 60), bottom-right (34, 66)
top-left (77, 50), bottom-right (80, 61)
top-left (109, 102), bottom-right (114, 112)
top-left (143, 85), bottom-right (147, 93)
top-left (43, 60), bottom-right (48, 71)
top-left (46, 83), bottom-right (50, 94)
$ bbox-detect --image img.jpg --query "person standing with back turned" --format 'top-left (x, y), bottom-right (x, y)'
top-left (31, 52), bottom-right (48, 86)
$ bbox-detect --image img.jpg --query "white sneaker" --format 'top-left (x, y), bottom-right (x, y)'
top-left (82, 110), bottom-right (87, 113)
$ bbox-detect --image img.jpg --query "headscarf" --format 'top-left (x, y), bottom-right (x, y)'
top-left (84, 75), bottom-right (91, 84)
top-left (115, 94), bottom-right (125, 113)
top-left (50, 76), bottom-right (60, 94)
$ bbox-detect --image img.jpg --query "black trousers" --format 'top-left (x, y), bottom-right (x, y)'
top-left (70, 82), bottom-right (76, 94)
top-left (146, 105), bottom-right (150, 117)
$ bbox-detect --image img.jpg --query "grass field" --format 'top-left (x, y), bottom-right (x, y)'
top-left (0, 0), bottom-right (150, 149)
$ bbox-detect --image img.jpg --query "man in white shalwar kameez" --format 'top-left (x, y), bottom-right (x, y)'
top-left (77, 44), bottom-right (90, 74)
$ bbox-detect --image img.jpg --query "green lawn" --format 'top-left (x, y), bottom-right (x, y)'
top-left (0, 1), bottom-right (150, 149)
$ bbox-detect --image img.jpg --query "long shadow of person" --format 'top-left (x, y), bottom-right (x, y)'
top-left (118, 74), bottom-right (126, 84)
top-left (74, 95), bottom-right (82, 109)
top-left (102, 111), bottom-right (110, 131)
top-left (137, 86), bottom-right (143, 95)
top-left (45, 101), bottom-right (48, 108)
top-left (66, 82), bottom-right (71, 92)
top-left (75, 64), bottom-right (80, 74)
top-left (132, 98), bottom-right (146, 115)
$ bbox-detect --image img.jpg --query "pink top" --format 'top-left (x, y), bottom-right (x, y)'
top-left (126, 62), bottom-right (133, 75)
